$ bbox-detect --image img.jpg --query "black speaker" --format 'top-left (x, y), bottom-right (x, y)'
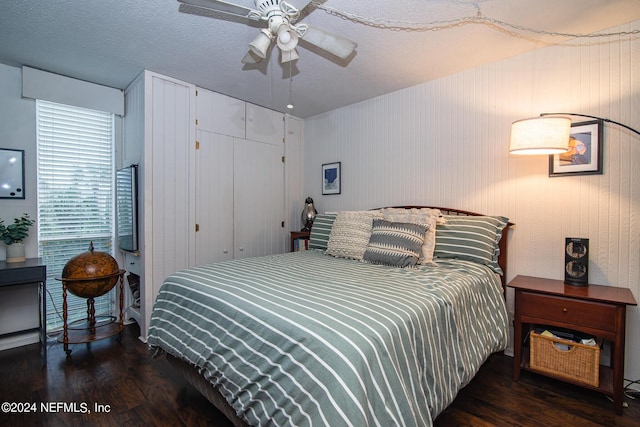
top-left (564, 238), bottom-right (589, 286)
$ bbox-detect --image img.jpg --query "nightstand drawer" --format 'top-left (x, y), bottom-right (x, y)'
top-left (520, 291), bottom-right (617, 332)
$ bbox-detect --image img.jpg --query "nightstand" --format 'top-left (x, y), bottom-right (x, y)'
top-left (290, 231), bottom-right (310, 252)
top-left (509, 275), bottom-right (637, 414)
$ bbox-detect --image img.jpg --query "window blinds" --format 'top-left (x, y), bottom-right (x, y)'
top-left (37, 100), bottom-right (115, 332)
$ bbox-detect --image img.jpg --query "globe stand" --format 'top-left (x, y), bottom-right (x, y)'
top-left (57, 270), bottom-right (125, 356)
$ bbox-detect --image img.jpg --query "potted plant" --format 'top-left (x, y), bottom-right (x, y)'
top-left (0, 213), bottom-right (35, 263)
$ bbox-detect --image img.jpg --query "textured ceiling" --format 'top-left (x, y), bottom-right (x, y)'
top-left (1, 0), bottom-right (639, 118)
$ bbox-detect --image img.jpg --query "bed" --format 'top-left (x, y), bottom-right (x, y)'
top-left (148, 207), bottom-right (512, 427)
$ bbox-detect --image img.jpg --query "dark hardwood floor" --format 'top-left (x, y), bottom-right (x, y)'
top-left (0, 323), bottom-right (638, 426)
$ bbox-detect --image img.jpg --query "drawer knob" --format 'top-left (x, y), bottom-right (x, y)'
top-left (563, 307), bottom-right (568, 312)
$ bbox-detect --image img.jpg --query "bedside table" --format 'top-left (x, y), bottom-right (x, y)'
top-left (509, 275), bottom-right (637, 414)
top-left (290, 231), bottom-right (310, 252)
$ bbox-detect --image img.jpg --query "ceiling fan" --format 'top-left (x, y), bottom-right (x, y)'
top-left (177, 0), bottom-right (358, 64)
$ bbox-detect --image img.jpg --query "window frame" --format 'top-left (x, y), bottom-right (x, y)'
top-left (36, 100), bottom-right (116, 332)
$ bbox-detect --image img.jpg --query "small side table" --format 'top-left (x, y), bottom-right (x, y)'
top-left (290, 231), bottom-right (310, 252)
top-left (509, 275), bottom-right (637, 414)
top-left (0, 258), bottom-right (47, 366)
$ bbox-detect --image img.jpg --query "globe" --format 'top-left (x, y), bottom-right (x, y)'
top-left (60, 242), bottom-right (121, 299)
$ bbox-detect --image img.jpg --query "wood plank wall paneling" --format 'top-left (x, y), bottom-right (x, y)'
top-left (123, 74), bottom-right (147, 341)
top-left (303, 21), bottom-right (640, 383)
top-left (139, 73), bottom-right (194, 340)
top-left (150, 77), bottom-right (190, 279)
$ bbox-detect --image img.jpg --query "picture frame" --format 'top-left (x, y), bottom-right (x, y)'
top-left (322, 162), bottom-right (341, 195)
top-left (549, 120), bottom-right (603, 177)
top-left (0, 148), bottom-right (25, 199)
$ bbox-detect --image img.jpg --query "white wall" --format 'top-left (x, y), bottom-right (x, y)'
top-left (303, 21), bottom-right (640, 383)
top-left (0, 63), bottom-right (38, 260)
top-left (0, 63), bottom-right (125, 348)
top-left (0, 63), bottom-right (40, 348)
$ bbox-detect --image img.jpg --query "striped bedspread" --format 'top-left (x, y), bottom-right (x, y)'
top-left (148, 250), bottom-right (508, 427)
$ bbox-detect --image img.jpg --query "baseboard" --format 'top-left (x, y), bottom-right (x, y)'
top-left (0, 331), bottom-right (39, 351)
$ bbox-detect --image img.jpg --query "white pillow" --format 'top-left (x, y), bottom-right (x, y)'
top-left (326, 211), bottom-right (384, 260)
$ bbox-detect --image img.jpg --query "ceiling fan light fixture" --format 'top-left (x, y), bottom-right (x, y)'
top-left (279, 30), bottom-right (291, 44)
top-left (241, 50), bottom-right (262, 64)
top-left (281, 47), bottom-right (299, 63)
top-left (276, 25), bottom-right (299, 52)
top-left (249, 29), bottom-right (273, 58)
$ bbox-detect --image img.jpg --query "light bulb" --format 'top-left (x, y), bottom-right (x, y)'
top-left (287, 103), bottom-right (294, 110)
top-left (279, 31), bottom-right (291, 44)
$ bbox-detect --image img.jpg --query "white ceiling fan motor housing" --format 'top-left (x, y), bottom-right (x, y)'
top-left (255, 0), bottom-right (286, 17)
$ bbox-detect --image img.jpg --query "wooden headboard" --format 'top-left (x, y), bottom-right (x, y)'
top-left (376, 206), bottom-right (513, 290)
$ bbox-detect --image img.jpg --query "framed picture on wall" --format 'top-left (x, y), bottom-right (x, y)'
top-left (0, 148), bottom-right (25, 199)
top-left (322, 162), bottom-right (341, 195)
top-left (549, 120), bottom-right (603, 177)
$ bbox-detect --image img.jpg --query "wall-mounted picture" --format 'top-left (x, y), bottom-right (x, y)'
top-left (0, 148), bottom-right (25, 199)
top-left (549, 120), bottom-right (603, 177)
top-left (322, 162), bottom-right (341, 195)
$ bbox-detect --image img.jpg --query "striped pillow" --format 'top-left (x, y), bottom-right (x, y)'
top-left (433, 215), bottom-right (509, 274)
top-left (363, 220), bottom-right (427, 267)
top-left (380, 209), bottom-right (440, 265)
top-left (308, 213), bottom-right (337, 250)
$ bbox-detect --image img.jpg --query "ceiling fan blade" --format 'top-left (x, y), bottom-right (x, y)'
top-left (177, 0), bottom-right (258, 20)
top-left (283, 0), bottom-right (313, 12)
top-left (300, 24), bottom-right (357, 59)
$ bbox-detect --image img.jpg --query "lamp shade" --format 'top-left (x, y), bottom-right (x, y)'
top-left (249, 30), bottom-right (273, 59)
top-left (281, 48), bottom-right (299, 63)
top-left (510, 116), bottom-right (572, 155)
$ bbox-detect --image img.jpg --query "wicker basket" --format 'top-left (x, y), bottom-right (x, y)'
top-left (529, 331), bottom-right (600, 387)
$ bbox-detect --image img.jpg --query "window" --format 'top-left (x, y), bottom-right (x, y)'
top-left (37, 100), bottom-right (115, 331)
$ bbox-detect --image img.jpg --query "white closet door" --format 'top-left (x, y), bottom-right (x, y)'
top-left (141, 72), bottom-right (195, 341)
top-left (246, 103), bottom-right (284, 145)
top-left (196, 88), bottom-right (246, 138)
top-left (195, 130), bottom-right (235, 265)
top-left (284, 116), bottom-right (304, 232)
top-left (234, 138), bottom-right (285, 259)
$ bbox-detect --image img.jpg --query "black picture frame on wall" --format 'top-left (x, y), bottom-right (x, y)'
top-left (322, 162), bottom-right (341, 195)
top-left (549, 120), bottom-right (603, 177)
top-left (0, 148), bottom-right (25, 199)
